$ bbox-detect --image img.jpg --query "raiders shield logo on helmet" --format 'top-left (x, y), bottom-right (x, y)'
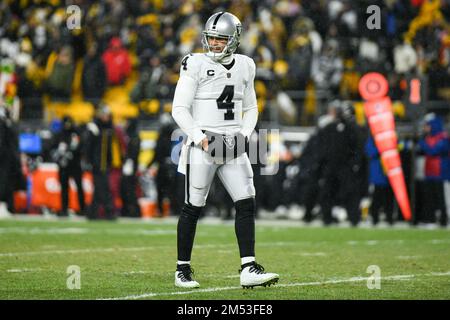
top-left (223, 135), bottom-right (235, 149)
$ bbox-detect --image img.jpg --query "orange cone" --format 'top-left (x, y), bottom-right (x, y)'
top-left (381, 150), bottom-right (402, 170)
top-left (363, 96), bottom-right (393, 118)
top-left (388, 168), bottom-right (412, 221)
top-left (374, 130), bottom-right (398, 153)
top-left (410, 78), bottom-right (421, 104)
top-left (359, 72), bottom-right (389, 100)
top-left (359, 73), bottom-right (412, 221)
top-left (368, 112), bottom-right (395, 135)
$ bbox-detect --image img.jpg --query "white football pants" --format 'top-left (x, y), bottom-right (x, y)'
top-left (185, 144), bottom-right (255, 207)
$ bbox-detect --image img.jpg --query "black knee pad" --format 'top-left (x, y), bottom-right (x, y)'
top-left (235, 198), bottom-right (255, 218)
top-left (181, 203), bottom-right (203, 222)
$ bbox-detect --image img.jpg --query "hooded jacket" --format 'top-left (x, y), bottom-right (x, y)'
top-left (102, 37), bottom-right (132, 85)
top-left (418, 116), bottom-right (450, 180)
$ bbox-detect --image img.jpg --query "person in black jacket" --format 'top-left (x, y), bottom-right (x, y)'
top-left (299, 130), bottom-right (322, 223)
top-left (0, 106), bottom-right (12, 217)
top-left (120, 118), bottom-right (141, 217)
top-left (147, 114), bottom-right (180, 217)
top-left (317, 101), bottom-right (364, 226)
top-left (82, 42), bottom-right (107, 107)
top-left (2, 107), bottom-right (26, 214)
top-left (51, 116), bottom-right (85, 217)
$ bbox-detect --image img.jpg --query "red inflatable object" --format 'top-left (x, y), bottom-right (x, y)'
top-left (359, 73), bottom-right (412, 221)
top-left (388, 168), bottom-right (412, 221)
top-left (410, 78), bottom-right (421, 104)
top-left (359, 72), bottom-right (389, 100)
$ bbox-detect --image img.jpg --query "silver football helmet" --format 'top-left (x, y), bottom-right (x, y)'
top-left (202, 12), bottom-right (242, 61)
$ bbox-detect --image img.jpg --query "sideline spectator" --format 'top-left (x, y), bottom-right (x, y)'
top-left (51, 116), bottom-right (85, 217)
top-left (317, 101), bottom-right (364, 226)
top-left (417, 114), bottom-right (449, 227)
top-left (0, 106), bottom-right (23, 217)
top-left (120, 117), bottom-right (141, 217)
top-left (84, 106), bottom-right (124, 220)
top-left (365, 135), bottom-right (395, 225)
top-left (147, 113), bottom-right (180, 217)
top-left (299, 128), bottom-right (322, 223)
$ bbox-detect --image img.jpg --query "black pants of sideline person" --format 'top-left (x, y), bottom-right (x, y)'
top-left (156, 164), bottom-right (180, 217)
top-left (88, 171), bottom-right (115, 220)
top-left (321, 168), bottom-right (361, 226)
top-left (421, 180), bottom-right (448, 226)
top-left (370, 184), bottom-right (394, 225)
top-left (120, 175), bottom-right (140, 217)
top-left (0, 161), bottom-right (8, 202)
top-left (59, 166), bottom-right (85, 216)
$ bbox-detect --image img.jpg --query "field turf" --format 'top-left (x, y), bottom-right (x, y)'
top-left (0, 217), bottom-right (449, 300)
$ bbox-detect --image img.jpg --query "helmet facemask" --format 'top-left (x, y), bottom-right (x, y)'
top-left (202, 32), bottom-right (240, 61)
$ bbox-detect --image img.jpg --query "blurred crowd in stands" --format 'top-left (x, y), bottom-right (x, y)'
top-left (0, 0), bottom-right (449, 122)
top-left (1, 0), bottom-right (450, 227)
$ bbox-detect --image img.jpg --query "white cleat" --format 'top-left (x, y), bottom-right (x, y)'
top-left (175, 265), bottom-right (200, 289)
top-left (240, 262), bottom-right (279, 289)
top-left (0, 202), bottom-right (12, 219)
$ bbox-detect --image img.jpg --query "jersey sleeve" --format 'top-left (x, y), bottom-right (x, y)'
top-left (172, 54), bottom-right (200, 108)
top-left (240, 57), bottom-right (258, 138)
top-left (179, 54), bottom-right (200, 81)
top-left (242, 57), bottom-right (257, 112)
top-left (172, 54), bottom-right (206, 145)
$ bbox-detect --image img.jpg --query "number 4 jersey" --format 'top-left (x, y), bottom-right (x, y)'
top-left (172, 53), bottom-right (258, 141)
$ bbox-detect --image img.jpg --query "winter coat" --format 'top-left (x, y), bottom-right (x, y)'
top-left (51, 127), bottom-right (83, 170)
top-left (82, 54), bottom-right (107, 101)
top-left (102, 38), bottom-right (131, 85)
top-left (418, 117), bottom-right (450, 181)
top-left (46, 62), bottom-right (75, 97)
top-left (365, 136), bottom-right (389, 186)
top-left (85, 118), bottom-right (126, 173)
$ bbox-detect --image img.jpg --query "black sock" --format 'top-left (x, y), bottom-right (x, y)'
top-left (235, 198), bottom-right (256, 258)
top-left (177, 203), bottom-right (203, 262)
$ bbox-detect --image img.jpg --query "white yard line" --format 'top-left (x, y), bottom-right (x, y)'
top-left (0, 241), bottom-right (301, 257)
top-left (5, 214), bottom-right (449, 230)
top-left (0, 227), bottom-right (177, 236)
top-left (298, 252), bottom-right (327, 256)
top-left (0, 246), bottom-right (156, 257)
top-left (98, 271), bottom-right (450, 300)
top-left (6, 268), bottom-right (42, 273)
top-left (1, 237), bottom-right (450, 258)
top-left (0, 227), bottom-right (90, 234)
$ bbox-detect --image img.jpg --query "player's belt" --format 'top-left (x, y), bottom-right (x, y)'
top-left (201, 130), bottom-right (248, 160)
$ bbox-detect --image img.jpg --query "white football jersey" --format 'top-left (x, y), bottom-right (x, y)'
top-left (172, 53), bottom-right (257, 135)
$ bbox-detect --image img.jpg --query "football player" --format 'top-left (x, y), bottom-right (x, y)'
top-left (171, 12), bottom-right (279, 289)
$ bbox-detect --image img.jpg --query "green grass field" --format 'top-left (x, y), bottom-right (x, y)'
top-left (0, 217), bottom-right (449, 300)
